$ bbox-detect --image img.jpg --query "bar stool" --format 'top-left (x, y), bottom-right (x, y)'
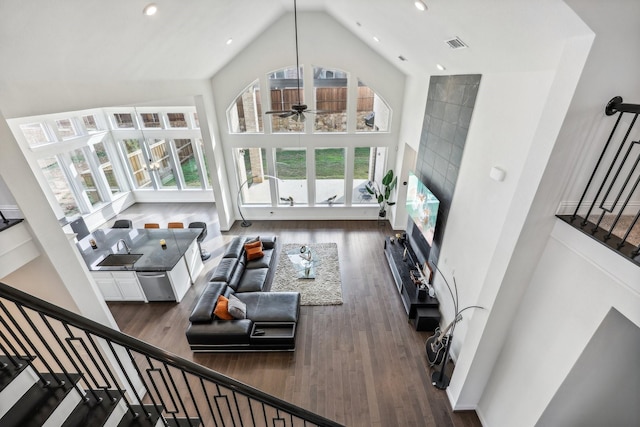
top-left (168, 222), bottom-right (184, 229)
top-left (112, 219), bottom-right (133, 229)
top-left (188, 221), bottom-right (211, 261)
top-left (144, 223), bottom-right (160, 229)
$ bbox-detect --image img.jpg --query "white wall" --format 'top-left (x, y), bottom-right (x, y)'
top-left (466, 0), bottom-right (640, 424)
top-left (478, 221), bottom-right (640, 426)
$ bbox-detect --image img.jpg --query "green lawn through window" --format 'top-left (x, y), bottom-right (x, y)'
top-left (275, 147), bottom-right (372, 179)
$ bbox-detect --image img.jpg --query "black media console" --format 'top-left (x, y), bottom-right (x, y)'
top-left (383, 237), bottom-right (440, 331)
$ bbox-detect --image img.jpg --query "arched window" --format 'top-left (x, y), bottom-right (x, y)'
top-left (268, 66), bottom-right (304, 133)
top-left (227, 67), bottom-right (391, 134)
top-left (313, 66), bottom-right (348, 133)
top-left (356, 79), bottom-right (391, 133)
top-left (227, 80), bottom-right (263, 133)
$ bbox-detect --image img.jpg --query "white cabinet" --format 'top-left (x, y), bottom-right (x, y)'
top-left (92, 271), bottom-right (145, 302)
top-left (184, 240), bottom-right (204, 283)
top-left (167, 257), bottom-right (191, 303)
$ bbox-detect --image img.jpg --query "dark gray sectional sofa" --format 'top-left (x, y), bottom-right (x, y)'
top-left (185, 236), bottom-right (301, 352)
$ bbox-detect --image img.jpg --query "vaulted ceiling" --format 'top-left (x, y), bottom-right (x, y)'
top-left (0, 0), bottom-right (591, 84)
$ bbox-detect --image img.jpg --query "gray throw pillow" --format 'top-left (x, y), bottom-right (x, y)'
top-left (227, 294), bottom-right (247, 319)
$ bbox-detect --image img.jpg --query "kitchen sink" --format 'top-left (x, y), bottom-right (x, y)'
top-left (96, 253), bottom-right (143, 267)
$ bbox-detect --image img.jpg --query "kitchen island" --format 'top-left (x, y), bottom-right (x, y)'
top-left (77, 228), bottom-right (204, 302)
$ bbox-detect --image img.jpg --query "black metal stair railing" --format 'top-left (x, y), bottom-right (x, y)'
top-left (557, 96), bottom-right (640, 267)
top-left (0, 281), bottom-right (343, 427)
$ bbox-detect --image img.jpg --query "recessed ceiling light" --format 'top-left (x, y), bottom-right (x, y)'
top-left (436, 64), bottom-right (446, 71)
top-left (414, 1), bottom-right (427, 12)
top-left (143, 3), bottom-right (158, 16)
top-left (226, 38), bottom-right (233, 45)
top-left (373, 36), bottom-right (380, 43)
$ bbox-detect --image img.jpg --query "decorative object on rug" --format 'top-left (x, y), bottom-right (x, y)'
top-left (271, 243), bottom-right (343, 306)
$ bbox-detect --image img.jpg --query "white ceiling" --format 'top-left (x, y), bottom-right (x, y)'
top-left (0, 0), bottom-right (592, 83)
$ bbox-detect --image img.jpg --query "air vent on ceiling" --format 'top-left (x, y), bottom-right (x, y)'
top-left (445, 37), bottom-right (468, 49)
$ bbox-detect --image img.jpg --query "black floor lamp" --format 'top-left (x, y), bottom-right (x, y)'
top-left (236, 174), bottom-right (279, 227)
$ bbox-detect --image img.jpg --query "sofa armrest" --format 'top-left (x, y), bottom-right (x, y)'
top-left (186, 319), bottom-right (253, 345)
top-left (189, 282), bottom-right (227, 323)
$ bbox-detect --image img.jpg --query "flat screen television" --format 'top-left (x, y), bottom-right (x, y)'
top-left (406, 172), bottom-right (439, 247)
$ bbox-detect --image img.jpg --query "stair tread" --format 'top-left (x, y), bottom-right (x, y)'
top-left (61, 389), bottom-right (123, 427)
top-left (0, 356), bottom-right (31, 393)
top-left (166, 418), bottom-right (202, 427)
top-left (117, 404), bottom-right (163, 427)
top-left (0, 372), bottom-right (81, 427)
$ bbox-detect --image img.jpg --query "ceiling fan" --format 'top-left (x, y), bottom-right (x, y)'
top-left (265, 0), bottom-right (317, 123)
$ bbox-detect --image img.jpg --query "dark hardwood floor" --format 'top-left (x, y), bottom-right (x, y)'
top-left (106, 203), bottom-right (481, 427)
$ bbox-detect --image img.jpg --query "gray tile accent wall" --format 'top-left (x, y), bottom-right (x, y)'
top-left (415, 74), bottom-right (481, 265)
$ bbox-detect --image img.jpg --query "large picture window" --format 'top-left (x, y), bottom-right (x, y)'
top-left (122, 138), bottom-right (151, 189)
top-left (313, 67), bottom-right (348, 133)
top-left (37, 157), bottom-right (79, 217)
top-left (353, 147), bottom-right (382, 204)
top-left (20, 123), bottom-right (51, 147)
top-left (148, 138), bottom-right (177, 189)
top-left (228, 66), bottom-right (393, 212)
top-left (70, 148), bottom-right (103, 206)
top-left (276, 148), bottom-right (307, 205)
top-left (315, 148), bottom-right (345, 204)
top-left (12, 106), bottom-right (210, 219)
top-left (237, 148), bottom-right (271, 204)
top-left (269, 67), bottom-right (304, 133)
top-left (93, 142), bottom-right (121, 195)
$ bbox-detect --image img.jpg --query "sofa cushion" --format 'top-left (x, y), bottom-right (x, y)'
top-left (236, 292), bottom-right (300, 322)
top-left (223, 238), bottom-right (245, 259)
top-left (235, 268), bottom-right (268, 293)
top-left (210, 257), bottom-right (237, 283)
top-left (188, 282), bottom-right (228, 323)
top-left (227, 259), bottom-right (246, 291)
top-left (186, 320), bottom-right (252, 345)
top-left (246, 248), bottom-right (274, 269)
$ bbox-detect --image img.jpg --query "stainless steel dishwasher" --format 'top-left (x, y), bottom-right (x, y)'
top-left (136, 271), bottom-right (175, 301)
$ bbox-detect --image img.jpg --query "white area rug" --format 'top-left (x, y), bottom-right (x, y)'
top-left (271, 243), bottom-right (343, 306)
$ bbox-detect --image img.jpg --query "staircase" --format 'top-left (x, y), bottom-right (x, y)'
top-left (0, 282), bottom-right (342, 427)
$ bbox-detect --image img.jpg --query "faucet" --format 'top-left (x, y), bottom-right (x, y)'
top-left (116, 239), bottom-right (131, 254)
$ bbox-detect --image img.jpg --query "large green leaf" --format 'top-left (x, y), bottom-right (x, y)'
top-left (382, 169), bottom-right (394, 186)
top-left (389, 176), bottom-right (397, 191)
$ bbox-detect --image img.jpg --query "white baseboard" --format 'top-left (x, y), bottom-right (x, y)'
top-left (0, 204), bottom-right (22, 218)
top-left (556, 201), bottom-right (640, 216)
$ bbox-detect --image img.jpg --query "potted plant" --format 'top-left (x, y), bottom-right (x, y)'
top-left (366, 169), bottom-right (398, 217)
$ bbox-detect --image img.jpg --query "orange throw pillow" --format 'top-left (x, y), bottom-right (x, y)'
top-left (246, 246), bottom-right (264, 260)
top-left (244, 240), bottom-right (262, 251)
top-left (213, 295), bottom-right (233, 320)
top-left (244, 239), bottom-right (263, 261)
